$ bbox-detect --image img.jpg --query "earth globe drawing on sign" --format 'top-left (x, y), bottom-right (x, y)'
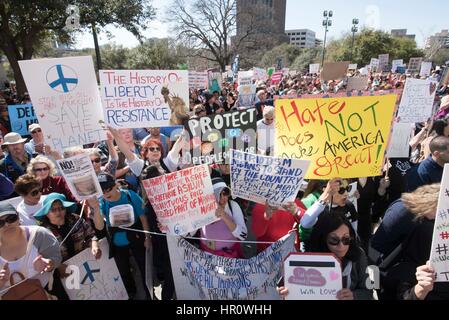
top-left (46, 64), bottom-right (78, 93)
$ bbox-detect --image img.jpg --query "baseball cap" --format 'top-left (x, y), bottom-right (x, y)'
top-left (0, 203), bottom-right (17, 218)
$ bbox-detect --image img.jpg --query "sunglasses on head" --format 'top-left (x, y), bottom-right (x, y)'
top-left (0, 214), bottom-right (19, 228)
top-left (338, 186), bottom-right (351, 195)
top-left (33, 167), bottom-right (49, 173)
top-left (327, 235), bottom-right (352, 246)
top-left (29, 189), bottom-right (41, 197)
top-left (91, 158), bottom-right (101, 164)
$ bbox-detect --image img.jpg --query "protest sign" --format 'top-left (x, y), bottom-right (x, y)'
top-left (309, 64), bottom-right (320, 74)
top-left (238, 71), bottom-right (254, 86)
top-left (142, 165), bottom-right (218, 235)
top-left (430, 164), bottom-right (449, 282)
top-left (348, 182), bottom-right (358, 211)
top-left (396, 66), bottom-right (406, 74)
top-left (189, 71), bottom-right (208, 90)
top-left (238, 84), bottom-right (257, 108)
top-left (321, 62), bottom-right (350, 81)
top-left (391, 59), bottom-right (404, 73)
top-left (186, 109), bottom-right (257, 165)
top-left (275, 95), bottom-right (397, 179)
top-left (253, 68), bottom-right (268, 82)
top-left (230, 150), bottom-right (310, 207)
top-left (267, 67), bottom-right (275, 77)
top-left (378, 54), bottom-right (390, 72)
top-left (57, 153), bottom-right (102, 200)
top-left (99, 70), bottom-right (188, 128)
top-left (62, 239), bottom-right (128, 300)
top-left (282, 68), bottom-right (290, 76)
top-left (348, 64), bottom-right (358, 71)
top-left (420, 62), bottom-right (433, 77)
top-left (408, 57), bottom-right (423, 73)
top-left (271, 72), bottom-right (283, 85)
top-left (397, 78), bottom-right (438, 123)
top-left (284, 253), bottom-right (342, 300)
top-left (167, 233), bottom-right (295, 300)
top-left (386, 122), bottom-right (413, 158)
top-left (441, 67), bottom-right (449, 87)
top-left (208, 71), bottom-right (222, 92)
top-left (347, 77), bottom-right (368, 91)
top-left (7, 104), bottom-right (38, 136)
top-left (369, 58), bottom-right (380, 72)
top-left (19, 56), bottom-right (106, 151)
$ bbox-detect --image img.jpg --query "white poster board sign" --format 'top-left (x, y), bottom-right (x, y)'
top-left (391, 59), bottom-right (404, 73)
top-left (57, 153), bottom-right (102, 201)
top-left (284, 253), bottom-right (342, 300)
top-left (348, 182), bottom-right (358, 211)
top-left (430, 164), bottom-right (449, 282)
top-left (19, 56), bottom-right (106, 151)
top-left (142, 164), bottom-right (218, 235)
top-left (348, 64), bottom-right (358, 71)
top-left (309, 64), bottom-right (320, 74)
top-left (378, 54), bottom-right (389, 72)
top-left (99, 70), bottom-right (189, 128)
top-left (189, 71), bottom-right (208, 90)
top-left (386, 122), bottom-right (413, 158)
top-left (420, 62), bottom-right (433, 78)
top-left (397, 78), bottom-right (438, 123)
top-left (62, 239), bottom-right (128, 300)
top-left (370, 58), bottom-right (380, 71)
top-left (230, 150), bottom-right (310, 207)
top-left (167, 233), bottom-right (295, 300)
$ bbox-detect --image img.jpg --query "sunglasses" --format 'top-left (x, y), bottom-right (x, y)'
top-left (327, 235), bottom-right (352, 246)
top-left (338, 186), bottom-right (351, 195)
top-left (146, 147), bottom-right (161, 153)
top-left (29, 189), bottom-right (42, 197)
top-left (31, 129), bottom-right (42, 134)
top-left (0, 214), bottom-right (19, 228)
top-left (221, 188), bottom-right (231, 197)
top-left (33, 167), bottom-right (49, 173)
top-left (91, 158), bottom-right (101, 164)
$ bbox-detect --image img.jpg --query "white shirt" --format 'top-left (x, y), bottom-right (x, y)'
top-left (257, 119), bottom-right (275, 154)
top-left (16, 196), bottom-right (47, 226)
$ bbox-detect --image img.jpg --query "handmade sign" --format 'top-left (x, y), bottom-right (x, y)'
top-left (189, 71), bottom-right (208, 90)
top-left (348, 182), bottom-right (358, 211)
top-left (167, 233), bottom-right (295, 300)
top-left (378, 54), bottom-right (390, 72)
top-left (275, 95), bottom-right (397, 179)
top-left (208, 71), bottom-right (222, 92)
top-left (7, 104), bottom-right (38, 136)
top-left (347, 77), bottom-right (368, 91)
top-left (397, 78), bottom-right (438, 123)
top-left (185, 109), bottom-right (257, 165)
top-left (309, 64), bottom-right (320, 74)
top-left (142, 165), bottom-right (218, 235)
top-left (267, 67), bottom-right (275, 77)
top-left (321, 62), bottom-right (350, 81)
top-left (408, 57), bottom-right (423, 73)
top-left (62, 239), bottom-right (128, 300)
top-left (238, 71), bottom-right (253, 86)
top-left (271, 72), bottom-right (283, 85)
top-left (57, 153), bottom-right (102, 200)
top-left (369, 58), bottom-right (380, 72)
top-left (386, 122), bottom-right (413, 158)
top-left (238, 84), bottom-right (257, 108)
top-left (348, 64), bottom-right (358, 71)
top-left (99, 70), bottom-right (188, 128)
top-left (430, 164), bottom-right (449, 282)
top-left (284, 253), bottom-right (342, 300)
top-left (230, 150), bottom-right (310, 207)
top-left (391, 59), bottom-right (404, 73)
top-left (420, 62), bottom-right (433, 78)
top-left (18, 56), bottom-right (106, 151)
top-left (253, 68), bottom-right (268, 82)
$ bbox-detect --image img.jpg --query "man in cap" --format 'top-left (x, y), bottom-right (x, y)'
top-left (0, 132), bottom-right (33, 183)
top-left (0, 98), bottom-right (11, 136)
top-left (25, 123), bottom-right (45, 156)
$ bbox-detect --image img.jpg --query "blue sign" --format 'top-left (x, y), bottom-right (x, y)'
top-left (46, 64), bottom-right (78, 93)
top-left (7, 104), bottom-right (38, 136)
top-left (396, 66), bottom-right (406, 74)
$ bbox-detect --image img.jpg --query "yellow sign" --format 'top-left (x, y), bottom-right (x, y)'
top-left (275, 95), bottom-right (397, 179)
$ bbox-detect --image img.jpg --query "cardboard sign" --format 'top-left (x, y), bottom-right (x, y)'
top-left (378, 54), bottom-right (390, 72)
top-left (185, 109), bottom-right (257, 165)
top-left (347, 77), bottom-right (368, 91)
top-left (142, 165), bottom-right (218, 235)
top-left (275, 95), bottom-right (397, 179)
top-left (430, 165), bottom-right (449, 282)
top-left (321, 62), bottom-right (350, 81)
top-left (19, 56), bottom-right (106, 151)
top-left (391, 59), bottom-right (404, 73)
top-left (62, 239), bottom-right (128, 300)
top-left (230, 150), bottom-right (310, 207)
top-left (57, 153), bottom-right (103, 200)
top-left (386, 122), bottom-right (413, 158)
top-left (167, 233), bottom-right (295, 300)
top-left (408, 57), bottom-right (424, 73)
top-left (397, 78), bottom-right (438, 123)
top-left (189, 71), bottom-right (208, 90)
top-left (420, 62), bottom-right (433, 78)
top-left (284, 253), bottom-right (342, 300)
top-left (99, 70), bottom-right (188, 128)
top-left (309, 64), bottom-right (320, 74)
top-left (7, 104), bottom-right (38, 136)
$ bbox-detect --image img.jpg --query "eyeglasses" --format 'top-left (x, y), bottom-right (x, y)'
top-left (33, 167), bottom-right (49, 173)
top-left (91, 158), bottom-right (101, 164)
top-left (0, 214), bottom-right (19, 228)
top-left (147, 147), bottom-right (161, 153)
top-left (338, 186), bottom-right (351, 195)
top-left (50, 206), bottom-right (66, 213)
top-left (327, 235), bottom-right (352, 246)
top-left (29, 189), bottom-right (42, 197)
top-left (31, 129), bottom-right (42, 134)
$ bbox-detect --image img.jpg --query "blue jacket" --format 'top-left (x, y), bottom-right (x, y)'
top-left (406, 156), bottom-right (443, 192)
top-left (0, 152), bottom-right (32, 183)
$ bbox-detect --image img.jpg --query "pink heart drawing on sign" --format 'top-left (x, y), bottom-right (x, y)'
top-left (329, 271), bottom-right (339, 281)
top-left (429, 82), bottom-right (437, 96)
top-left (288, 267), bottom-right (327, 287)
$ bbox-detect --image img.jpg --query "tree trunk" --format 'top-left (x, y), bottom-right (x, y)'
top-left (1, 43), bottom-right (27, 98)
top-left (92, 23), bottom-right (102, 70)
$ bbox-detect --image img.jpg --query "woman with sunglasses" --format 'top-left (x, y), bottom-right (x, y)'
top-left (278, 211), bottom-right (373, 300)
top-left (0, 203), bottom-right (61, 298)
top-left (27, 155), bottom-right (76, 202)
top-left (33, 193), bottom-right (100, 299)
top-left (14, 174), bottom-right (45, 226)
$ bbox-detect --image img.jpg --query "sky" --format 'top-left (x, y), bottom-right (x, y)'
top-left (74, 0), bottom-right (449, 49)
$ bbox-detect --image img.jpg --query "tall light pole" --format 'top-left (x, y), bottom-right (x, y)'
top-left (321, 10), bottom-right (333, 67)
top-left (350, 18), bottom-right (359, 62)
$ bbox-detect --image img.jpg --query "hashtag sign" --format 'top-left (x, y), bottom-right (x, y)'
top-left (440, 210), bottom-right (448, 220)
top-left (440, 232), bottom-right (449, 240)
top-left (436, 244), bottom-right (449, 256)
